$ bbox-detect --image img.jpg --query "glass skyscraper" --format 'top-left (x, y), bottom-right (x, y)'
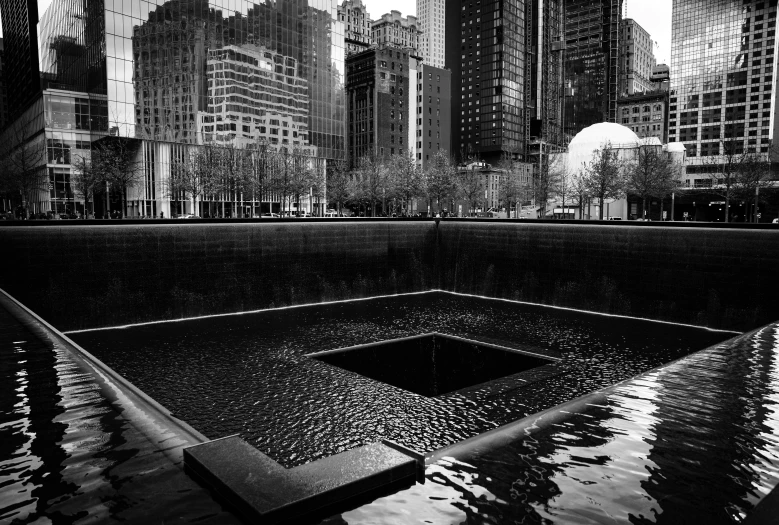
top-left (5, 0), bottom-right (346, 218)
top-left (669, 0), bottom-right (778, 186)
top-left (37, 0), bottom-right (345, 159)
top-left (563, 0), bottom-right (623, 137)
top-left (0, 0), bottom-right (41, 119)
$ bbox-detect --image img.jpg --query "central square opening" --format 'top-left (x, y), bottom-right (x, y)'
top-left (309, 333), bottom-right (556, 397)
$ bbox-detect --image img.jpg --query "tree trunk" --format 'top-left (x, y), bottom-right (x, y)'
top-left (599, 196), bottom-right (605, 220)
top-left (725, 193), bottom-right (730, 223)
top-left (642, 196), bottom-right (647, 220)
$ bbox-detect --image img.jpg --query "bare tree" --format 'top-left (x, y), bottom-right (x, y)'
top-left (548, 150), bottom-right (574, 219)
top-left (624, 142), bottom-right (677, 220)
top-left (168, 144), bottom-right (224, 217)
top-left (584, 143), bottom-right (625, 220)
top-left (731, 151), bottom-right (771, 222)
top-left (456, 162), bottom-right (486, 216)
top-left (71, 153), bottom-right (99, 218)
top-left (424, 150), bottom-right (457, 215)
top-left (309, 158), bottom-right (327, 216)
top-left (0, 114), bottom-right (48, 219)
top-left (700, 123), bottom-right (758, 222)
top-left (288, 146), bottom-right (314, 216)
top-left (245, 139), bottom-right (277, 216)
top-left (327, 158), bottom-right (350, 216)
top-left (354, 152), bottom-right (390, 216)
top-left (390, 151), bottom-right (422, 216)
top-left (91, 138), bottom-right (145, 218)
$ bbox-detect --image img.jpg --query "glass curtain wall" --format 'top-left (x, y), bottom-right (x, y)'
top-left (669, 0), bottom-right (777, 183)
top-left (36, 0), bottom-right (345, 216)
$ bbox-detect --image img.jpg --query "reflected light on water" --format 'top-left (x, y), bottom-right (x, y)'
top-left (324, 324), bottom-right (779, 524)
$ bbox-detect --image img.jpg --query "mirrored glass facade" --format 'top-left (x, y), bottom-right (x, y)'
top-left (669, 0), bottom-right (778, 182)
top-left (38, 0), bottom-right (345, 160)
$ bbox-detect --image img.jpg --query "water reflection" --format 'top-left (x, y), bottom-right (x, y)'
top-left (327, 323), bottom-right (779, 524)
top-left (0, 307), bottom-right (237, 523)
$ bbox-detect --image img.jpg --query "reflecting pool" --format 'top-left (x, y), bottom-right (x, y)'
top-left (69, 292), bottom-right (732, 469)
top-left (324, 323), bottom-right (779, 524)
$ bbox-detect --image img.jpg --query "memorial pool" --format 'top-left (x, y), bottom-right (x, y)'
top-left (70, 292), bottom-right (731, 468)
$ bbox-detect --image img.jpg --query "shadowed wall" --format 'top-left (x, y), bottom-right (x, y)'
top-left (0, 221), bottom-right (776, 331)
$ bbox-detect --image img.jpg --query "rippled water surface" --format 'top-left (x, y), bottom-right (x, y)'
top-left (323, 324), bottom-right (779, 525)
top-left (0, 307), bottom-right (238, 524)
top-left (71, 292), bottom-right (731, 470)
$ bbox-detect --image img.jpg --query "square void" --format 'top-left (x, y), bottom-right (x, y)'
top-left (310, 333), bottom-right (555, 397)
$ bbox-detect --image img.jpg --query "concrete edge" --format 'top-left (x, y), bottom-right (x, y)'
top-left (0, 287), bottom-right (209, 452)
top-left (184, 436), bottom-right (418, 524)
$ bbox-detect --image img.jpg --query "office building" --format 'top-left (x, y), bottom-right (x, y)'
top-left (346, 46), bottom-right (412, 167)
top-left (617, 90), bottom-right (669, 142)
top-left (445, 0), bottom-right (526, 164)
top-left (619, 18), bottom-right (656, 95)
top-left (371, 11), bottom-right (422, 56)
top-left (0, 40), bottom-right (9, 131)
top-left (564, 0), bottom-right (623, 137)
top-left (339, 0), bottom-right (373, 57)
top-left (415, 63), bottom-right (451, 168)
top-left (417, 0), bottom-right (445, 68)
top-left (445, 0), bottom-right (564, 165)
top-left (650, 63), bottom-right (670, 92)
top-left (0, 0), bottom-right (41, 119)
top-left (669, 0), bottom-right (778, 187)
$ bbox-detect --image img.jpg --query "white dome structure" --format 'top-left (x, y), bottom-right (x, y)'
top-left (567, 122), bottom-right (640, 175)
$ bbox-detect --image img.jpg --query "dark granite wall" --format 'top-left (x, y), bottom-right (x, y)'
top-left (436, 222), bottom-right (778, 330)
top-left (0, 222), bottom-right (436, 331)
top-left (1, 221), bottom-right (776, 331)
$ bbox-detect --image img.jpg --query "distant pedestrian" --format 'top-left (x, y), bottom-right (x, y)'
top-left (160, 211), bottom-right (164, 219)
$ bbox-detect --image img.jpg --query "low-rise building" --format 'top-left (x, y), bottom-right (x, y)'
top-left (346, 46), bottom-right (412, 167)
top-left (371, 11), bottom-right (421, 56)
top-left (617, 91), bottom-right (669, 143)
top-left (338, 0), bottom-right (373, 57)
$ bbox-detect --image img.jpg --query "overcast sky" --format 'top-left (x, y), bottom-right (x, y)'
top-left (3, 1), bottom-right (672, 67)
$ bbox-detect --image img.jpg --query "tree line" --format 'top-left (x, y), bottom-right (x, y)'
top-left (561, 139), bottom-right (772, 222)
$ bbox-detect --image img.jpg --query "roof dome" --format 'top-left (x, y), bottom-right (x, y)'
top-left (665, 142), bottom-right (686, 153)
top-left (568, 123), bottom-right (640, 174)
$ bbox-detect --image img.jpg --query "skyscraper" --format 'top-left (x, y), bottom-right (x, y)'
top-left (445, 0), bottom-right (564, 165)
top-left (417, 0), bottom-right (445, 68)
top-left (619, 18), bottom-right (657, 95)
top-left (0, 0), bottom-right (41, 118)
top-left (669, 0), bottom-right (778, 187)
top-left (0, 39), bottom-right (9, 131)
top-left (563, 0), bottom-right (623, 137)
top-left (445, 0), bottom-right (526, 164)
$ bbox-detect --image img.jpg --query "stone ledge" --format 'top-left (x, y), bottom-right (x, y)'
top-left (184, 435), bottom-right (417, 524)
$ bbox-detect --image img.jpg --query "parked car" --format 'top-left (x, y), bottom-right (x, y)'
top-left (261, 213), bottom-right (280, 218)
top-left (176, 213), bottom-right (199, 219)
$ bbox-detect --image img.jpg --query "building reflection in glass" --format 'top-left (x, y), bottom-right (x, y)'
top-left (33, 0), bottom-right (345, 217)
